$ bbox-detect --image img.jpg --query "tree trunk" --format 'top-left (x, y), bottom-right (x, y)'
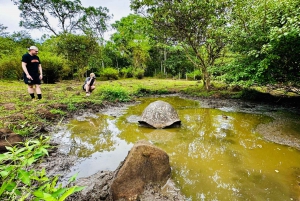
top-left (201, 67), bottom-right (210, 90)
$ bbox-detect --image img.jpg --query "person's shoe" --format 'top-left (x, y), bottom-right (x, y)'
top-left (86, 92), bottom-right (90, 97)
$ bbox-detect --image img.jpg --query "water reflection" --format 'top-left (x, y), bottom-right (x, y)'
top-left (53, 96), bottom-right (300, 200)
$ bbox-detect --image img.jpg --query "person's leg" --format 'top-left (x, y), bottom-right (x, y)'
top-left (28, 85), bottom-right (35, 99)
top-left (89, 86), bottom-right (95, 93)
top-left (85, 84), bottom-right (91, 96)
top-left (85, 84), bottom-right (90, 93)
top-left (35, 85), bottom-right (42, 99)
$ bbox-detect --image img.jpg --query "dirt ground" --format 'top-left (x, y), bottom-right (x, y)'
top-left (39, 95), bottom-right (300, 201)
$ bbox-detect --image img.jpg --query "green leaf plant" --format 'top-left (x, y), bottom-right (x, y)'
top-left (0, 136), bottom-right (84, 201)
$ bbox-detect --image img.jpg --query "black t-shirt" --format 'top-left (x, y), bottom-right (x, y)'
top-left (22, 53), bottom-right (41, 76)
top-left (84, 77), bottom-right (95, 86)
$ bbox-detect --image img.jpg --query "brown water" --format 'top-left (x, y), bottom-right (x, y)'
top-left (54, 96), bottom-right (300, 201)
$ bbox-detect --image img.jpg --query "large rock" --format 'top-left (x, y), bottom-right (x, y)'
top-left (0, 128), bottom-right (23, 151)
top-left (110, 140), bottom-right (171, 200)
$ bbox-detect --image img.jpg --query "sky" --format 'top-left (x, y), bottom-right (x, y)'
top-left (0, 0), bottom-right (132, 40)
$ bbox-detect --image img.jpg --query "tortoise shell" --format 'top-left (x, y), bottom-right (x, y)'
top-left (138, 100), bottom-right (181, 129)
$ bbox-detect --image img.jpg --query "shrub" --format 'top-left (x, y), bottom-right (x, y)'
top-left (186, 69), bottom-right (202, 80)
top-left (0, 55), bottom-right (22, 80)
top-left (40, 52), bottom-right (70, 83)
top-left (0, 136), bottom-right (84, 200)
top-left (120, 66), bottom-right (134, 78)
top-left (100, 67), bottom-right (119, 80)
top-left (133, 68), bottom-right (144, 79)
top-left (99, 85), bottom-right (131, 102)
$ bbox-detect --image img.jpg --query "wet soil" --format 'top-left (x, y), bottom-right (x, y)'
top-left (39, 94), bottom-right (300, 201)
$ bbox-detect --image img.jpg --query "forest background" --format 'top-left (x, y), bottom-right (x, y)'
top-left (1, 0), bottom-right (300, 200)
top-left (0, 0), bottom-right (299, 91)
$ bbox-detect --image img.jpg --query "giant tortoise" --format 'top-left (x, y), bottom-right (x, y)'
top-left (138, 100), bottom-right (181, 129)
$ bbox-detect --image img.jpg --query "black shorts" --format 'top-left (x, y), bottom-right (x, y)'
top-left (24, 73), bottom-right (41, 85)
top-left (82, 84), bottom-right (86, 91)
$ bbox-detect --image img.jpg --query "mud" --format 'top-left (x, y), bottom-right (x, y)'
top-left (39, 94), bottom-right (300, 201)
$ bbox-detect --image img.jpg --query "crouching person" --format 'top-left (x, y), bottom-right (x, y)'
top-left (83, 73), bottom-right (96, 96)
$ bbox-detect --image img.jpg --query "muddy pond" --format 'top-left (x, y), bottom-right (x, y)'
top-left (52, 96), bottom-right (300, 201)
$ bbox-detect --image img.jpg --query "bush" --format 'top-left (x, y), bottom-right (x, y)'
top-left (99, 85), bottom-right (131, 102)
top-left (133, 68), bottom-right (144, 79)
top-left (40, 52), bottom-right (70, 83)
top-left (100, 67), bottom-right (119, 80)
top-left (186, 69), bottom-right (202, 80)
top-left (154, 72), bottom-right (166, 79)
top-left (0, 55), bottom-right (22, 80)
top-left (120, 66), bottom-right (134, 78)
top-left (0, 136), bottom-right (84, 200)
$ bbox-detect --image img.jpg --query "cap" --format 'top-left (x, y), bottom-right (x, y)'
top-left (28, 46), bottom-right (38, 50)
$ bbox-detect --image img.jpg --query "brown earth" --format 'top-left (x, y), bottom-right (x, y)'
top-left (36, 94), bottom-right (300, 201)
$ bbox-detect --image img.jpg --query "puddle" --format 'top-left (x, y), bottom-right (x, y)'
top-left (52, 96), bottom-right (300, 200)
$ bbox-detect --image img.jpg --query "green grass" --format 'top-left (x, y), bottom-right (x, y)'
top-left (0, 78), bottom-right (200, 130)
top-left (6, 78), bottom-right (293, 131)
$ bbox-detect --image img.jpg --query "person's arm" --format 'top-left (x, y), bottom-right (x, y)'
top-left (39, 64), bottom-right (43, 80)
top-left (22, 62), bottom-right (33, 80)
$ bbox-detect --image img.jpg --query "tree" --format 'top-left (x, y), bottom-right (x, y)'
top-left (78, 6), bottom-right (112, 41)
top-left (131, 0), bottom-right (231, 90)
top-left (10, 31), bottom-right (35, 48)
top-left (111, 14), bottom-right (152, 72)
top-left (225, 0), bottom-right (300, 85)
top-left (12, 0), bottom-right (111, 39)
top-left (0, 24), bottom-right (9, 37)
top-left (56, 33), bottom-right (99, 80)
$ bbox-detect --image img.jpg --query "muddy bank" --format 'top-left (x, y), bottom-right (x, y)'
top-left (40, 94), bottom-right (300, 201)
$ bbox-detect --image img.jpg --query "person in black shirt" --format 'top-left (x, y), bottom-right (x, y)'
top-left (83, 73), bottom-right (96, 96)
top-left (21, 46), bottom-right (43, 100)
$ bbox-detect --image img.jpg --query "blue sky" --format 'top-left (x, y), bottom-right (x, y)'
top-left (0, 0), bottom-right (132, 40)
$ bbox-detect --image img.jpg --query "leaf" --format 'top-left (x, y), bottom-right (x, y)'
top-left (26, 157), bottom-right (36, 165)
top-left (0, 182), bottom-right (9, 196)
top-left (33, 190), bottom-right (57, 201)
top-left (0, 171), bottom-right (9, 177)
top-left (50, 176), bottom-right (59, 189)
top-left (51, 188), bottom-right (67, 198)
top-left (33, 190), bottom-right (44, 198)
top-left (5, 182), bottom-right (17, 191)
top-left (5, 146), bottom-right (14, 152)
top-left (58, 187), bottom-right (77, 201)
top-left (18, 169), bottom-right (31, 185)
top-left (68, 172), bottom-right (78, 183)
top-left (73, 186), bottom-right (85, 192)
top-left (15, 147), bottom-right (26, 155)
top-left (0, 153), bottom-right (9, 161)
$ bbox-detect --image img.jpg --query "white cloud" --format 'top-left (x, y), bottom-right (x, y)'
top-left (0, 0), bottom-right (131, 40)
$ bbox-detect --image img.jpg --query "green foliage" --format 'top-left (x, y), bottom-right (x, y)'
top-left (154, 72), bottom-right (167, 79)
top-left (0, 136), bottom-right (84, 200)
top-left (100, 67), bottom-right (119, 80)
top-left (131, 0), bottom-right (230, 90)
top-left (11, 121), bottom-right (37, 137)
top-left (0, 37), bottom-right (26, 80)
top-left (0, 53), bottom-right (23, 80)
top-left (99, 85), bottom-right (130, 102)
top-left (66, 102), bottom-right (77, 111)
top-left (227, 0), bottom-right (300, 85)
top-left (13, 0), bottom-right (111, 38)
top-left (39, 52), bottom-right (71, 83)
top-left (111, 14), bottom-right (152, 71)
top-left (120, 67), bottom-right (134, 78)
top-left (50, 109), bottom-right (66, 115)
top-left (56, 34), bottom-right (99, 81)
top-left (186, 70), bottom-right (202, 80)
top-left (133, 68), bottom-right (144, 79)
